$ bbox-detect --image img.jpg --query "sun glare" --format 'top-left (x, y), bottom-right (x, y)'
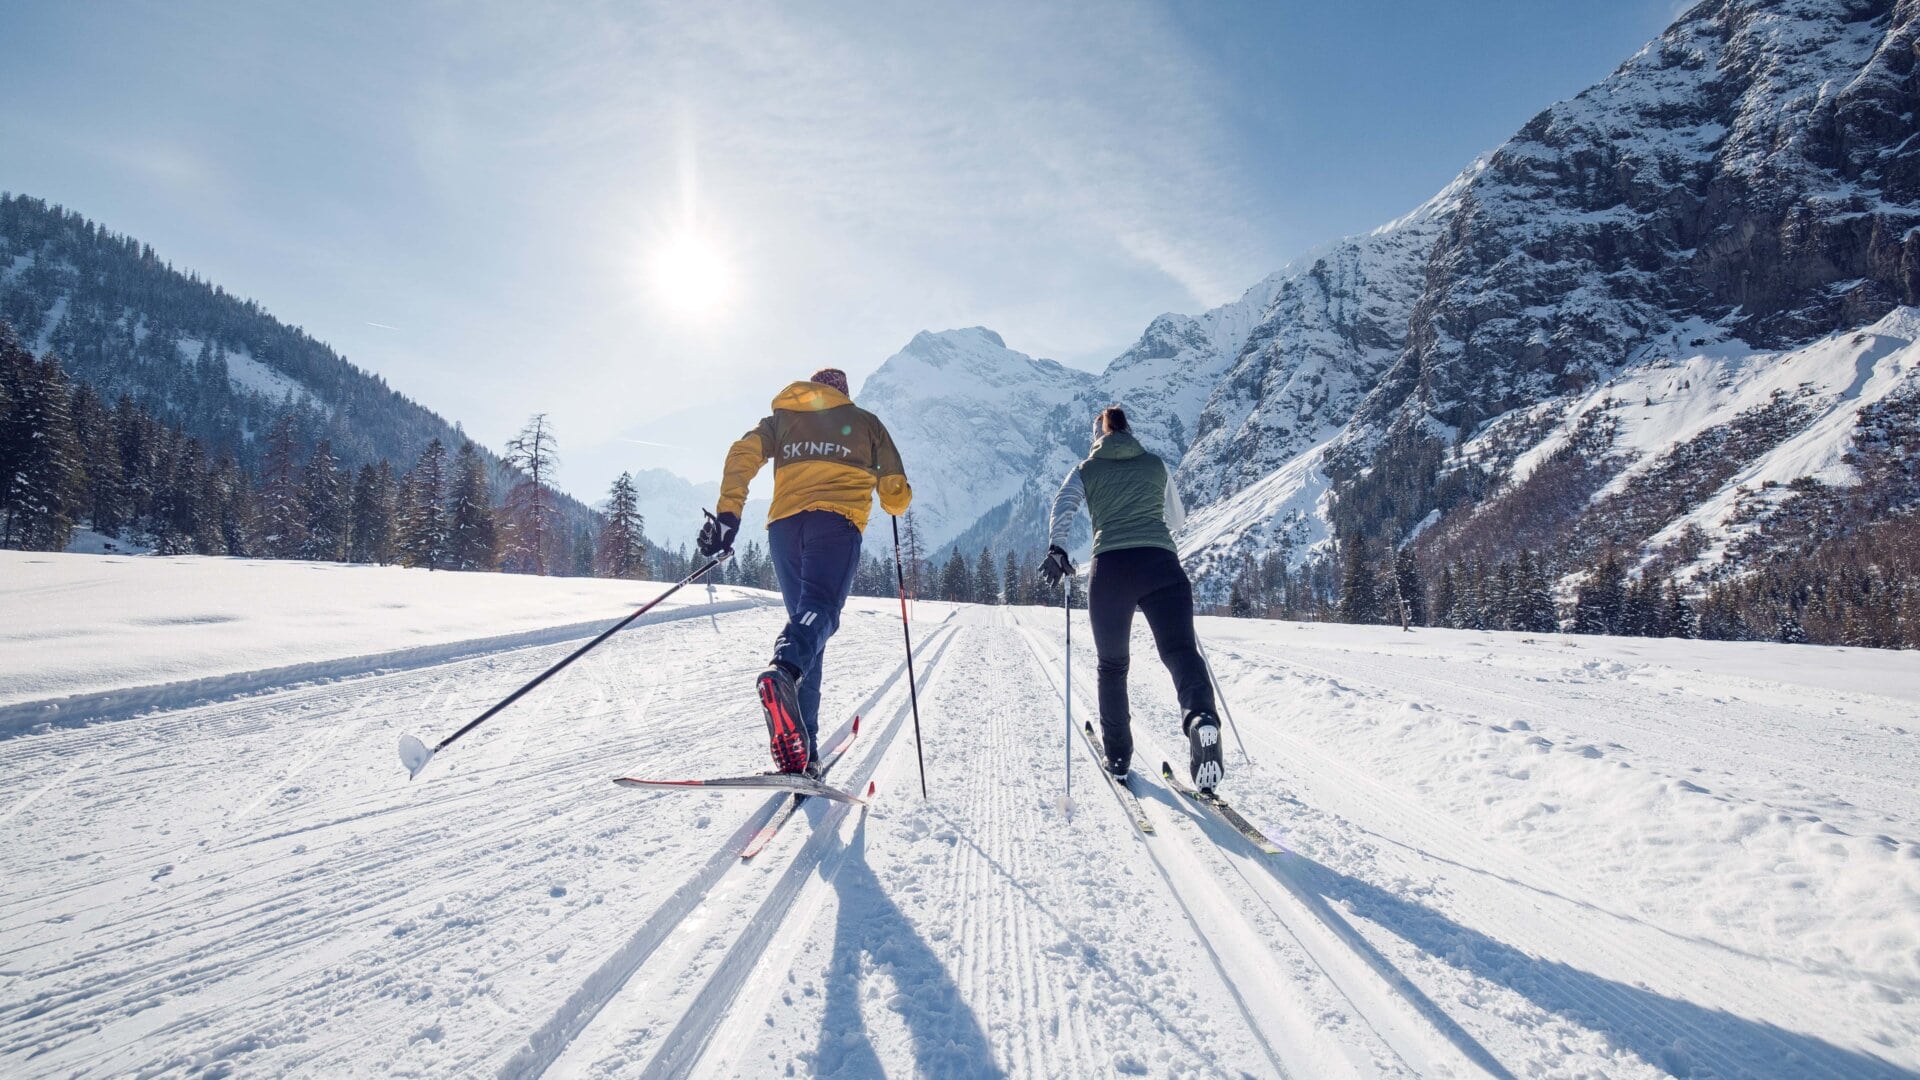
top-left (649, 231), bottom-right (732, 320)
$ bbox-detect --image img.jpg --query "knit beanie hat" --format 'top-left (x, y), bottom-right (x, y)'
top-left (810, 368), bottom-right (850, 396)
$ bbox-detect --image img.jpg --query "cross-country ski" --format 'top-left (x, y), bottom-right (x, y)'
top-left (613, 771), bottom-right (868, 806)
top-left (741, 714), bottom-right (863, 858)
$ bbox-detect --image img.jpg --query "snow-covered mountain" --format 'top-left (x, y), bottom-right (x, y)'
top-left (0, 194), bottom-right (597, 526)
top-left (876, 0), bottom-right (1920, 598)
top-left (857, 328), bottom-right (1095, 552)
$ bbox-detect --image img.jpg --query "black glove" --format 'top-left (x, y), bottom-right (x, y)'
top-left (697, 510), bottom-right (740, 558)
top-left (1040, 545), bottom-right (1075, 588)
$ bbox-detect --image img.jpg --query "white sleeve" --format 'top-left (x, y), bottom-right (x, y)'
top-left (1047, 465), bottom-right (1084, 550)
top-left (1164, 478), bottom-right (1185, 535)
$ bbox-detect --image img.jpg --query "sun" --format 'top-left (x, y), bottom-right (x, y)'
top-left (648, 230), bottom-right (733, 320)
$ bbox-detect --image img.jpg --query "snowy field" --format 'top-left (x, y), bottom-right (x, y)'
top-left (2, 553), bottom-right (1917, 1078)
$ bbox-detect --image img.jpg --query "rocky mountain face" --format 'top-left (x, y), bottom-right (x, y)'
top-left (871, 0), bottom-right (1920, 598)
top-left (856, 328), bottom-right (1095, 553)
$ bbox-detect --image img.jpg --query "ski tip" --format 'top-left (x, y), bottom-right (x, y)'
top-left (1083, 721), bottom-right (1094, 735)
top-left (1160, 760), bottom-right (1173, 778)
top-left (853, 714), bottom-right (862, 733)
top-left (866, 780), bottom-right (876, 797)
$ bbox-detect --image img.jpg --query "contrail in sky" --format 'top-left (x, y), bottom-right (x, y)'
top-left (618, 437), bottom-right (688, 450)
top-left (365, 321), bottom-right (402, 331)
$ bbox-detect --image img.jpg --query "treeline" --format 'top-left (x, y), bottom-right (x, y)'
top-left (1211, 530), bottom-right (1919, 650)
top-left (0, 325), bottom-right (662, 580)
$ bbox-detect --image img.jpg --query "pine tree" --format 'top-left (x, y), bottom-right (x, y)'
top-left (300, 440), bottom-right (348, 561)
top-left (1511, 551), bottom-right (1558, 633)
top-left (974, 547), bottom-right (998, 604)
top-left (349, 462), bottom-right (395, 564)
top-left (212, 457), bottom-right (254, 555)
top-left (1432, 565), bottom-right (1458, 628)
top-left (901, 511), bottom-right (925, 597)
top-left (1002, 549), bottom-right (1021, 607)
top-left (0, 334), bottom-right (84, 550)
top-left (399, 439), bottom-right (450, 569)
top-left (1573, 551), bottom-right (1627, 635)
top-left (569, 524), bottom-right (595, 578)
top-left (1390, 547), bottom-right (1425, 628)
top-left (937, 548), bottom-right (969, 602)
top-left (69, 382), bottom-right (126, 537)
top-left (1621, 574), bottom-right (1660, 637)
top-left (149, 436), bottom-right (205, 555)
top-left (1663, 580), bottom-right (1696, 639)
top-left (1337, 541), bottom-right (1380, 624)
top-left (257, 413), bottom-right (307, 558)
top-left (446, 441), bottom-right (499, 571)
top-left (595, 471), bottom-right (648, 579)
top-left (502, 413), bottom-right (560, 575)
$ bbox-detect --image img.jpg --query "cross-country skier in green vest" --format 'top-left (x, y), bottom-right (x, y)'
top-left (1042, 406), bottom-right (1223, 791)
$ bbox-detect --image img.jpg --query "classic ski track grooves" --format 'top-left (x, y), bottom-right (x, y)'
top-left (1017, 611), bottom-right (1512, 1080)
top-left (0, 604), bottom-right (865, 1077)
top-left (507, 624), bottom-right (959, 1080)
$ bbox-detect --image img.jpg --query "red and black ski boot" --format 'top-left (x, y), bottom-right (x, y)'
top-left (756, 664), bottom-right (810, 774)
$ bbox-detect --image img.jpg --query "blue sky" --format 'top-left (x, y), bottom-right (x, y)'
top-left (2, 1), bottom-right (1682, 494)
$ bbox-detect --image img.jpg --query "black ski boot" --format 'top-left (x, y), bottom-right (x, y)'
top-left (1185, 710), bottom-right (1224, 792)
top-left (756, 663), bottom-right (809, 774)
top-left (1105, 755), bottom-right (1130, 780)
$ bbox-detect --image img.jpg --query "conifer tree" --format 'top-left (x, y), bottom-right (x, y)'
top-left (1511, 551), bottom-right (1558, 633)
top-left (595, 471), bottom-right (648, 579)
top-left (1432, 565), bottom-right (1458, 628)
top-left (974, 547), bottom-right (998, 604)
top-left (1002, 549), bottom-right (1021, 607)
top-left (149, 436), bottom-right (205, 555)
top-left (69, 382), bottom-right (125, 537)
top-left (1663, 580), bottom-right (1696, 639)
top-left (1337, 541), bottom-right (1380, 624)
top-left (300, 440), bottom-right (348, 561)
top-left (399, 439), bottom-right (450, 569)
top-left (569, 524), bottom-right (595, 577)
top-left (349, 462), bottom-right (395, 564)
top-left (446, 441), bottom-right (499, 571)
top-left (212, 457), bottom-right (254, 555)
top-left (257, 413), bottom-right (307, 558)
top-left (1390, 547), bottom-right (1425, 628)
top-left (940, 549), bottom-right (971, 602)
top-left (1573, 551), bottom-right (1628, 635)
top-left (0, 334), bottom-right (84, 550)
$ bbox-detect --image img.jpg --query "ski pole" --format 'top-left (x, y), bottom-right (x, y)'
top-left (890, 515), bottom-right (929, 799)
top-left (1197, 639), bottom-right (1253, 766)
top-left (1062, 572), bottom-right (1072, 815)
top-left (398, 533), bottom-right (734, 778)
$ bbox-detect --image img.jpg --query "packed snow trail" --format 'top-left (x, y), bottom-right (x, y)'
top-left (3, 554), bottom-right (1917, 1077)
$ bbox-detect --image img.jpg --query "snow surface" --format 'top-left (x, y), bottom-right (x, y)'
top-left (3, 555), bottom-right (1916, 1077)
top-left (0, 554), bottom-right (769, 715)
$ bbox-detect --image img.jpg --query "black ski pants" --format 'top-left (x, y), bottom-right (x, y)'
top-left (1086, 545), bottom-right (1215, 763)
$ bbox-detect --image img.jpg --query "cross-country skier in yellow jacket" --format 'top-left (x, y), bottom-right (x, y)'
top-left (696, 368), bottom-right (911, 774)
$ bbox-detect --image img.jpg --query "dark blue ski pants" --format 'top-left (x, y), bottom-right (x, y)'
top-left (768, 509), bottom-right (863, 752)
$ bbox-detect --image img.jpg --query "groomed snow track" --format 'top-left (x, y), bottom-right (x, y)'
top-left (3, 582), bottom-right (1914, 1078)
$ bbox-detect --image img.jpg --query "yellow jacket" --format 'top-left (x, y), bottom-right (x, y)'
top-left (718, 381), bottom-right (912, 530)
